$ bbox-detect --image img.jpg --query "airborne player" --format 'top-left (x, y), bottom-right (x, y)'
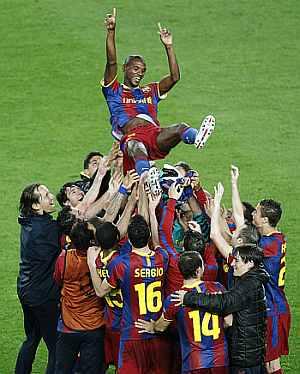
top-left (101, 8), bottom-right (215, 174)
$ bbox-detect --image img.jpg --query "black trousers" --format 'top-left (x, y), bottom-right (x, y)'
top-left (231, 365), bottom-right (267, 374)
top-left (15, 300), bottom-right (59, 374)
top-left (54, 327), bottom-right (105, 374)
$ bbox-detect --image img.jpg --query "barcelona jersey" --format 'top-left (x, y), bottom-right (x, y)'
top-left (95, 250), bottom-right (123, 331)
top-left (259, 232), bottom-right (289, 315)
top-left (101, 77), bottom-right (165, 139)
top-left (163, 281), bottom-right (229, 371)
top-left (107, 247), bottom-right (169, 341)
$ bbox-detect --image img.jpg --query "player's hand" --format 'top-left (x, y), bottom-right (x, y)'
top-left (148, 190), bottom-right (162, 211)
top-left (231, 165), bottom-right (239, 184)
top-left (169, 182), bottom-right (184, 200)
top-left (135, 319), bottom-right (155, 334)
top-left (187, 220), bottom-right (201, 233)
top-left (204, 197), bottom-right (214, 218)
top-left (123, 170), bottom-right (140, 191)
top-left (105, 8), bottom-right (116, 31)
top-left (213, 182), bottom-right (224, 206)
top-left (158, 22), bottom-right (173, 46)
top-left (87, 246), bottom-right (101, 267)
top-left (170, 290), bottom-right (187, 306)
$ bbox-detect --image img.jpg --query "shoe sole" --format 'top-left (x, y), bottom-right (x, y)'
top-left (147, 167), bottom-right (162, 195)
top-left (195, 115), bottom-right (216, 149)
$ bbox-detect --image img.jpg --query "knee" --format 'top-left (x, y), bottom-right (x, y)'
top-left (175, 122), bottom-right (189, 133)
top-left (126, 140), bottom-right (148, 158)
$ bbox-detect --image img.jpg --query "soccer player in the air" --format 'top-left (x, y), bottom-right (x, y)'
top-left (135, 251), bottom-right (230, 374)
top-left (87, 212), bottom-right (170, 374)
top-left (252, 200), bottom-right (290, 374)
top-left (101, 8), bottom-right (215, 175)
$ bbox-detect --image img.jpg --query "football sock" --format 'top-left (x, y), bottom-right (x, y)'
top-left (135, 159), bottom-right (150, 175)
top-left (180, 127), bottom-right (198, 144)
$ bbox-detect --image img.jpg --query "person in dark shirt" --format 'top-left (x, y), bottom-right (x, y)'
top-left (15, 183), bottom-right (61, 374)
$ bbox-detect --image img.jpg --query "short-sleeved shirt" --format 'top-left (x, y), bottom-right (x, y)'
top-left (163, 281), bottom-right (229, 371)
top-left (107, 247), bottom-right (169, 341)
top-left (95, 250), bottom-right (123, 331)
top-left (259, 232), bottom-right (289, 315)
top-left (101, 78), bottom-right (165, 139)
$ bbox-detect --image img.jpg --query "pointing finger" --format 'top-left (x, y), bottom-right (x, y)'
top-left (113, 7), bottom-right (116, 17)
top-left (157, 22), bottom-right (162, 32)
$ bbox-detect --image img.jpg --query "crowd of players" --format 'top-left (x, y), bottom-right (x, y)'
top-left (15, 7), bottom-right (290, 374)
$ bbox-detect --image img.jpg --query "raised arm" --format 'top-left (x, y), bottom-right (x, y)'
top-left (157, 23), bottom-right (180, 95)
top-left (209, 183), bottom-right (232, 258)
top-left (117, 184), bottom-right (138, 238)
top-left (148, 191), bottom-right (162, 248)
top-left (104, 8), bottom-right (118, 85)
top-left (231, 165), bottom-right (245, 228)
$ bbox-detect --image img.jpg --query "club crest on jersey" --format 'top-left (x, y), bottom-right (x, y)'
top-left (141, 86), bottom-right (151, 93)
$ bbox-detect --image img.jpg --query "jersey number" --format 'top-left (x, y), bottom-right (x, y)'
top-left (278, 242), bottom-right (286, 287)
top-left (188, 310), bottom-right (221, 342)
top-left (134, 281), bottom-right (162, 315)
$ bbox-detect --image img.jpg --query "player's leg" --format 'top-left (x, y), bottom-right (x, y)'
top-left (15, 303), bottom-right (42, 374)
top-left (157, 115), bottom-right (215, 154)
top-left (54, 332), bottom-right (81, 373)
top-left (36, 300), bottom-right (59, 374)
top-left (126, 139), bottom-right (150, 175)
top-left (79, 328), bottom-right (105, 374)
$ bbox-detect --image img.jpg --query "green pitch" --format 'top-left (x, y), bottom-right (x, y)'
top-left (1, 0), bottom-right (299, 372)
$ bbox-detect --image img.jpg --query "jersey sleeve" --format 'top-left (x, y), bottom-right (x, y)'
top-left (163, 295), bottom-right (179, 321)
top-left (150, 82), bottom-right (167, 101)
top-left (53, 250), bottom-right (66, 286)
top-left (106, 256), bottom-right (126, 289)
top-left (101, 76), bottom-right (120, 98)
top-left (159, 199), bottom-right (177, 256)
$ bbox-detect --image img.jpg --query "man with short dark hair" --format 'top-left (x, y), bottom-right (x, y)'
top-left (253, 199), bottom-right (290, 374)
top-left (135, 251), bottom-right (230, 374)
top-left (15, 184), bottom-right (60, 374)
top-left (88, 212), bottom-right (170, 374)
top-left (172, 245), bottom-right (269, 374)
top-left (101, 8), bottom-right (215, 175)
top-left (53, 221), bottom-right (105, 374)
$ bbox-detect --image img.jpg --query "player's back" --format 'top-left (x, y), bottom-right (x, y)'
top-left (107, 247), bottom-right (169, 341)
top-left (164, 281), bottom-right (229, 371)
top-left (259, 232), bottom-right (289, 315)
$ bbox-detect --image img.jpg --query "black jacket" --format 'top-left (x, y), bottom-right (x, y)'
top-left (183, 266), bottom-right (269, 368)
top-left (17, 214), bottom-right (60, 306)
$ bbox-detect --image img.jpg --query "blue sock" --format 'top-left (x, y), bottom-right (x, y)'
top-left (135, 159), bottom-right (150, 175)
top-left (180, 127), bottom-right (198, 144)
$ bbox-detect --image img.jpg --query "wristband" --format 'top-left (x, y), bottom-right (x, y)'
top-left (118, 185), bottom-right (128, 196)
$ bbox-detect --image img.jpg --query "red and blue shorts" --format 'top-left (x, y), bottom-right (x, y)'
top-left (117, 336), bottom-right (172, 374)
top-left (120, 123), bottom-right (168, 173)
top-left (265, 311), bottom-right (291, 362)
top-left (104, 328), bottom-right (120, 367)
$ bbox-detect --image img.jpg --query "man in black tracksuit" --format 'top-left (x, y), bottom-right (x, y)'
top-left (15, 184), bottom-right (61, 374)
top-left (172, 244), bottom-right (269, 374)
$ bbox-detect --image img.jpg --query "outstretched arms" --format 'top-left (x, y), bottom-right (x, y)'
top-left (157, 23), bottom-right (180, 95)
top-left (104, 8), bottom-right (117, 85)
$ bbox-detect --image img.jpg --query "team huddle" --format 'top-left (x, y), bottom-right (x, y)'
top-left (15, 8), bottom-right (290, 374)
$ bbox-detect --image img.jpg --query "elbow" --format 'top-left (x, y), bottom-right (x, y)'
top-left (172, 73), bottom-right (180, 84)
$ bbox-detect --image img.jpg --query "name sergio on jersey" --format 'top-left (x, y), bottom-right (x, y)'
top-left (134, 267), bottom-right (164, 278)
top-left (122, 97), bottom-right (153, 105)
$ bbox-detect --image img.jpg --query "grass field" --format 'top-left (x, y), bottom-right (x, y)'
top-left (1, 0), bottom-right (299, 372)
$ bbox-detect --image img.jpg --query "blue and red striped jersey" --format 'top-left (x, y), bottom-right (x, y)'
top-left (159, 199), bottom-right (184, 296)
top-left (259, 232), bottom-right (289, 315)
top-left (95, 250), bottom-right (123, 331)
top-left (101, 78), bottom-right (164, 139)
top-left (107, 247), bottom-right (169, 341)
top-left (163, 281), bottom-right (229, 371)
